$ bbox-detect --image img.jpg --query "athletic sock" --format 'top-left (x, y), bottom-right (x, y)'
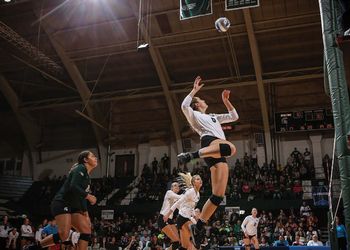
top-left (191, 151), bottom-right (199, 159)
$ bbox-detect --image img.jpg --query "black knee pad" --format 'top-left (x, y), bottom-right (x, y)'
top-left (179, 247), bottom-right (187, 250)
top-left (210, 194), bottom-right (223, 206)
top-left (53, 233), bottom-right (61, 244)
top-left (219, 143), bottom-right (231, 157)
top-left (79, 233), bottom-right (91, 242)
top-left (62, 240), bottom-right (72, 246)
top-left (172, 241), bottom-right (180, 250)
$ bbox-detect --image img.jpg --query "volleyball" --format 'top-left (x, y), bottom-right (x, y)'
top-left (215, 17), bottom-right (231, 32)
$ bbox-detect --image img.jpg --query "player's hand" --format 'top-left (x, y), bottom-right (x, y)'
top-left (222, 89), bottom-right (230, 102)
top-left (163, 214), bottom-right (169, 222)
top-left (87, 194), bottom-right (97, 205)
top-left (193, 76), bottom-right (204, 92)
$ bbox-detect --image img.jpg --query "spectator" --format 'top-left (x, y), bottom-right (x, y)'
top-left (252, 148), bottom-right (257, 165)
top-left (20, 218), bottom-right (34, 249)
top-left (291, 148), bottom-right (302, 163)
top-left (259, 237), bottom-right (269, 247)
top-left (300, 202), bottom-right (312, 217)
top-left (292, 234), bottom-right (304, 246)
top-left (307, 234), bottom-right (323, 246)
top-left (273, 235), bottom-right (289, 247)
top-left (285, 231), bottom-right (293, 245)
top-left (303, 148), bottom-right (311, 164)
top-left (142, 164), bottom-right (151, 177)
top-left (6, 228), bottom-right (19, 250)
top-left (106, 236), bottom-right (119, 250)
top-left (0, 215), bottom-right (11, 249)
top-left (306, 226), bottom-right (320, 242)
top-left (42, 220), bottom-right (58, 237)
top-left (152, 158), bottom-right (158, 175)
top-left (323, 154), bottom-right (332, 183)
top-left (42, 219), bottom-right (59, 250)
top-left (34, 224), bottom-right (43, 244)
top-left (336, 216), bottom-right (347, 250)
top-left (91, 237), bottom-right (101, 250)
top-left (292, 180), bottom-right (303, 198)
top-left (161, 154), bottom-right (170, 175)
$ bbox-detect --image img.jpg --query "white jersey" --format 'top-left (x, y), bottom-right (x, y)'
top-left (160, 190), bottom-right (182, 219)
top-left (21, 224), bottom-right (33, 237)
top-left (71, 231), bottom-right (80, 246)
top-left (241, 215), bottom-right (259, 236)
top-left (181, 95), bottom-right (239, 140)
top-left (171, 188), bottom-right (200, 219)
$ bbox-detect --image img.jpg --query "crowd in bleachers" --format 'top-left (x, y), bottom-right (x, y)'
top-left (0, 147), bottom-right (338, 249)
top-left (23, 175), bottom-right (122, 207)
top-left (0, 201), bottom-right (327, 250)
top-left (135, 147), bottom-right (315, 203)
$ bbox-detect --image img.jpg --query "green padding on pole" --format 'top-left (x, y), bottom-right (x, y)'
top-left (319, 1), bottom-right (350, 249)
top-left (323, 56), bottom-right (330, 97)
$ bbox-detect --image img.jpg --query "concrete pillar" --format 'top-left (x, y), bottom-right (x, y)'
top-left (137, 143), bottom-right (150, 177)
top-left (170, 140), bottom-right (182, 172)
top-left (309, 135), bottom-right (325, 179)
top-left (97, 144), bottom-right (108, 178)
top-left (257, 146), bottom-right (266, 166)
top-left (264, 131), bottom-right (273, 163)
top-left (21, 151), bottom-right (32, 178)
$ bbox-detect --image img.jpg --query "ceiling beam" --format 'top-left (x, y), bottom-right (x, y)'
top-left (128, 0), bottom-right (183, 152)
top-left (34, 15), bottom-right (107, 150)
top-left (20, 71), bottom-right (324, 110)
top-left (243, 8), bottom-right (273, 162)
top-left (53, 9), bottom-right (319, 38)
top-left (0, 74), bottom-right (41, 177)
top-left (12, 55), bottom-right (77, 92)
top-left (66, 13), bottom-right (320, 61)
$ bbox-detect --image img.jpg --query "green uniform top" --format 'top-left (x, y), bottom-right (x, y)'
top-left (53, 164), bottom-right (91, 211)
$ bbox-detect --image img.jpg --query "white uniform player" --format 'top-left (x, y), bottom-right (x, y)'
top-left (164, 174), bottom-right (202, 250)
top-left (242, 215), bottom-right (259, 236)
top-left (170, 188), bottom-right (200, 220)
top-left (176, 76), bottom-right (238, 249)
top-left (181, 95), bottom-right (239, 140)
top-left (160, 190), bottom-right (182, 220)
top-left (242, 208), bottom-right (260, 250)
top-left (157, 182), bottom-right (182, 250)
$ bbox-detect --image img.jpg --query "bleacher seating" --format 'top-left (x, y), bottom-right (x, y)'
top-left (106, 176), bottom-right (136, 206)
top-left (0, 176), bottom-right (33, 200)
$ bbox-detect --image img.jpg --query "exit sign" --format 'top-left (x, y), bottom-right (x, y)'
top-left (225, 0), bottom-right (259, 11)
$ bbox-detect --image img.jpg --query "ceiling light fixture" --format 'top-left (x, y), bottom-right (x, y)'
top-left (137, 43), bottom-right (149, 50)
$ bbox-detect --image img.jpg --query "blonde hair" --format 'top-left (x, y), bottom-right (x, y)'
top-left (178, 172), bottom-right (193, 189)
top-left (178, 172), bottom-right (201, 189)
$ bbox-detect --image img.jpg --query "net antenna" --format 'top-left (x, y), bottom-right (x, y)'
top-left (328, 132), bottom-right (343, 230)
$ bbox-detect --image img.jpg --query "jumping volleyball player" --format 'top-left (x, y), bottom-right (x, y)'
top-left (157, 182), bottom-right (182, 250)
top-left (164, 173), bottom-right (202, 250)
top-left (26, 151), bottom-right (98, 250)
top-left (177, 76), bottom-right (239, 248)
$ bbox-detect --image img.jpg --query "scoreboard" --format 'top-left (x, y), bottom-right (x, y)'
top-left (225, 0), bottom-right (259, 10)
top-left (275, 108), bottom-right (334, 133)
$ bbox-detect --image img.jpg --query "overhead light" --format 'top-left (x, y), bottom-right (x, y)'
top-left (137, 43), bottom-right (149, 50)
top-left (4, 0), bottom-right (12, 2)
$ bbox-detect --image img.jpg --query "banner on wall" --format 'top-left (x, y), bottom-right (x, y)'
top-left (180, 0), bottom-right (213, 20)
top-left (225, 0), bottom-right (259, 11)
top-left (101, 210), bottom-right (114, 220)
